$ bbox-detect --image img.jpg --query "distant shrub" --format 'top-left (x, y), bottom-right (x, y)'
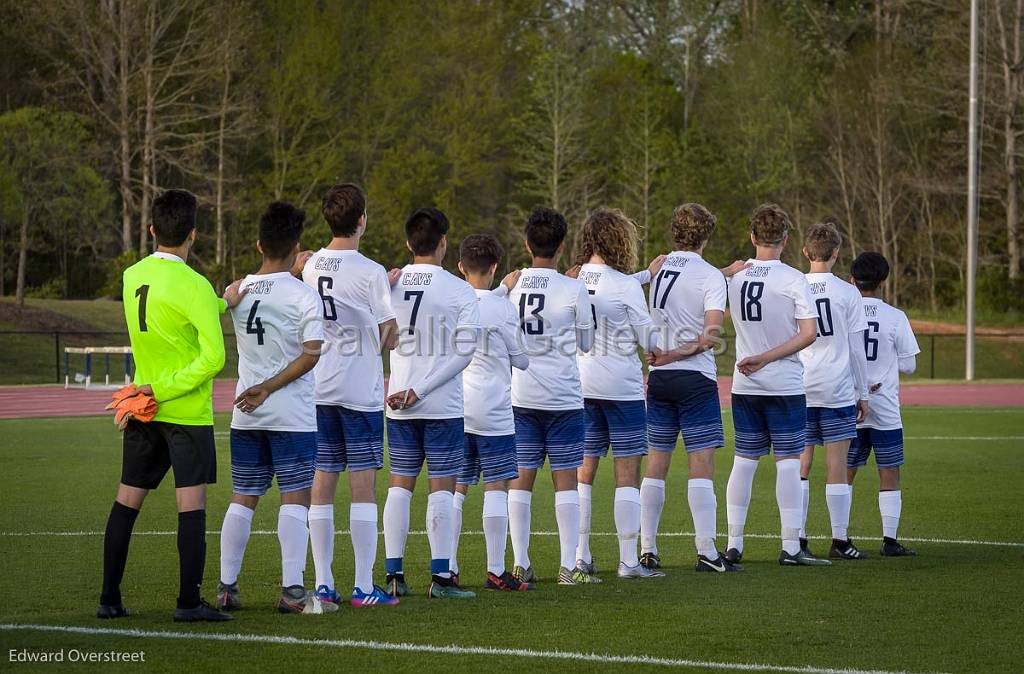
top-left (99, 251), bottom-right (140, 299)
top-left (26, 277), bottom-right (64, 299)
top-left (977, 267), bottom-right (1024, 314)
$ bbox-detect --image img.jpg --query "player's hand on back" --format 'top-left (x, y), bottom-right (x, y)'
top-left (869, 382), bottom-right (883, 394)
top-left (223, 279), bottom-right (249, 309)
top-left (291, 250), bottom-right (314, 277)
top-left (235, 384), bottom-right (270, 413)
top-left (647, 254), bottom-right (667, 278)
top-left (565, 265), bottom-right (581, 279)
top-left (720, 260), bottom-right (752, 279)
top-left (386, 388), bottom-right (420, 410)
top-left (387, 268), bottom-right (402, 288)
top-left (501, 269), bottom-right (522, 290)
top-left (856, 398), bottom-right (869, 423)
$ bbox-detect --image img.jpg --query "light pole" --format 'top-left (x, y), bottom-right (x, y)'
top-left (966, 0), bottom-right (979, 381)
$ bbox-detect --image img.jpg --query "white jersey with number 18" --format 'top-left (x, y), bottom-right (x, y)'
top-left (800, 272), bottom-right (868, 408)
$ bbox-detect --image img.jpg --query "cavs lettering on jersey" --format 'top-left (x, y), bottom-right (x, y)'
top-left (800, 272), bottom-right (868, 408)
top-left (230, 272), bottom-right (324, 431)
top-left (729, 259), bottom-right (816, 396)
top-left (859, 298), bottom-right (920, 430)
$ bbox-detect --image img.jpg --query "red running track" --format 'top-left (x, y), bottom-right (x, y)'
top-left (0, 378), bottom-right (1022, 421)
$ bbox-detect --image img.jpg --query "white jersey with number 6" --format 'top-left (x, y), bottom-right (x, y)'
top-left (231, 271), bottom-right (324, 431)
top-left (800, 272), bottom-right (868, 408)
top-left (859, 298), bottom-right (920, 431)
top-left (508, 268), bottom-right (591, 411)
top-left (729, 259), bottom-right (816, 396)
top-left (463, 289), bottom-right (525, 436)
top-left (648, 251), bottom-right (727, 382)
top-left (387, 263), bottom-right (480, 420)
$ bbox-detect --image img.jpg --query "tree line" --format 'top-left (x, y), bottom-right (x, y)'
top-left (1, 0), bottom-right (1021, 314)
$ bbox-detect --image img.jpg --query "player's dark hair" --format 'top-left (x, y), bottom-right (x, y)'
top-left (524, 206), bottom-right (568, 258)
top-left (259, 201), bottom-right (305, 260)
top-left (460, 233), bottom-right (504, 274)
top-left (322, 183), bottom-right (365, 237)
top-left (152, 189), bottom-right (197, 247)
top-left (851, 251), bottom-right (890, 291)
top-left (405, 207), bottom-right (449, 256)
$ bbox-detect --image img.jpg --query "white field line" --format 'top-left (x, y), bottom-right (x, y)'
top-left (0, 529), bottom-right (1020, 548)
top-left (0, 623), bottom-right (947, 674)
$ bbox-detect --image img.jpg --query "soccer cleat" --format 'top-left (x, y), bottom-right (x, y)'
top-left (617, 562), bottom-right (666, 578)
top-left (724, 548), bottom-right (743, 564)
top-left (450, 571), bottom-right (460, 587)
top-left (351, 585), bottom-right (400, 607)
top-left (575, 558), bottom-right (598, 576)
top-left (880, 537), bottom-right (918, 557)
top-left (216, 581), bottom-right (242, 611)
top-left (639, 552), bottom-right (661, 569)
top-left (428, 575), bottom-right (476, 599)
top-left (695, 553), bottom-right (744, 573)
top-left (512, 565), bottom-right (537, 584)
top-left (779, 549), bottom-right (832, 566)
top-left (558, 566), bottom-right (602, 585)
top-left (173, 599), bottom-right (233, 622)
top-left (278, 585), bottom-right (310, 614)
top-left (96, 603), bottom-right (130, 619)
top-left (385, 573), bottom-right (412, 597)
top-left (799, 537), bottom-right (816, 558)
top-left (485, 570), bottom-right (532, 591)
top-left (829, 539), bottom-right (870, 560)
top-left (314, 584), bottom-right (342, 606)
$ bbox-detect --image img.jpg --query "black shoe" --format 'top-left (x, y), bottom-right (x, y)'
top-left (799, 537), bottom-right (815, 557)
top-left (779, 548), bottom-right (832, 566)
top-left (695, 553), bottom-right (743, 573)
top-left (173, 599), bottom-right (233, 622)
top-left (724, 548), bottom-right (743, 564)
top-left (880, 537), bottom-right (917, 557)
top-left (639, 552), bottom-right (661, 570)
top-left (829, 538), bottom-right (870, 560)
top-left (96, 603), bottom-right (130, 619)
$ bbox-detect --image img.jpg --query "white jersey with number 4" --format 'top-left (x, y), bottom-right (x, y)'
top-left (648, 251), bottom-right (727, 382)
top-left (508, 268), bottom-right (591, 411)
top-left (302, 249), bottom-right (396, 412)
top-left (577, 263), bottom-right (651, 401)
top-left (231, 272), bottom-right (324, 431)
top-left (729, 259), bottom-right (816, 396)
top-left (859, 298), bottom-right (920, 431)
top-left (463, 289), bottom-right (525, 436)
top-left (387, 264), bottom-right (480, 420)
top-left (800, 272), bottom-right (867, 408)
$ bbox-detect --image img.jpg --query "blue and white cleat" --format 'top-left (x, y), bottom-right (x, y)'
top-left (313, 584), bottom-right (342, 607)
top-left (351, 585), bottom-right (399, 607)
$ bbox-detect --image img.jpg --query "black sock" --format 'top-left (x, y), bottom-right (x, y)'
top-left (101, 501), bottom-right (140, 606)
top-left (176, 509), bottom-right (206, 610)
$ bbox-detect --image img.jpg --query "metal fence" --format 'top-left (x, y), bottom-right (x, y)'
top-left (0, 329), bottom-right (1020, 386)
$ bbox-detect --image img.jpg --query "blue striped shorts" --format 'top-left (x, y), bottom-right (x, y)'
top-left (732, 394), bottom-right (806, 459)
top-left (805, 405), bottom-right (858, 446)
top-left (646, 370), bottom-right (724, 453)
top-left (457, 433), bottom-right (519, 485)
top-left (229, 429), bottom-right (316, 496)
top-left (848, 427), bottom-right (904, 469)
top-left (386, 417), bottom-right (464, 479)
top-left (513, 407), bottom-right (584, 472)
top-left (583, 399), bottom-right (647, 458)
top-left (315, 405), bottom-right (384, 473)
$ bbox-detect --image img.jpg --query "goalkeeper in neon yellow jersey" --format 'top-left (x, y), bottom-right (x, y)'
top-left (98, 189), bottom-right (246, 623)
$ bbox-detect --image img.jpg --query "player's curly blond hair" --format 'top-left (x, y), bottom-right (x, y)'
top-left (750, 203), bottom-right (791, 245)
top-left (575, 208), bottom-right (639, 274)
top-left (671, 203), bottom-right (717, 250)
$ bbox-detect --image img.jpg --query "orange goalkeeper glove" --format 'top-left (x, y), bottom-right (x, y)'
top-left (106, 384), bottom-right (158, 430)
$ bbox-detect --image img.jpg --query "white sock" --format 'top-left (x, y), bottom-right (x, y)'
top-left (508, 489), bottom-right (532, 569)
top-left (825, 483), bottom-right (851, 541)
top-left (576, 482), bottom-right (593, 564)
top-left (426, 491), bottom-right (453, 578)
top-left (726, 456), bottom-right (759, 553)
top-left (799, 479), bottom-right (810, 539)
top-left (350, 502), bottom-right (377, 594)
top-left (640, 477), bottom-right (665, 555)
top-left (483, 490), bottom-right (509, 576)
top-left (383, 486), bottom-right (413, 571)
top-left (554, 490), bottom-right (580, 570)
top-left (219, 502), bottom-right (253, 585)
top-left (879, 490), bottom-right (902, 539)
top-left (451, 491), bottom-right (466, 575)
top-left (308, 504), bottom-right (334, 590)
top-left (688, 478), bottom-right (718, 558)
top-left (776, 459), bottom-right (802, 555)
top-left (278, 504), bottom-right (309, 588)
top-left (614, 487), bottom-right (641, 567)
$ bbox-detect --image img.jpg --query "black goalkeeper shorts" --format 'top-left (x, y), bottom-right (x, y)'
top-left (121, 420), bottom-right (217, 489)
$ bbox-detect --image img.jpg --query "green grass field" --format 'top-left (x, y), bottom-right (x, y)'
top-left (1, 408), bottom-right (1022, 673)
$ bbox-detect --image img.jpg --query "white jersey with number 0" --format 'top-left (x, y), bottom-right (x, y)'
top-left (231, 272), bottom-right (324, 431)
top-left (302, 249), bottom-right (396, 411)
top-left (577, 263), bottom-right (651, 401)
top-left (463, 289), bottom-right (525, 435)
top-left (508, 268), bottom-right (591, 411)
top-left (859, 298), bottom-right (919, 431)
top-left (729, 259), bottom-right (816, 396)
top-left (387, 264), bottom-right (480, 420)
top-left (800, 272), bottom-right (867, 408)
top-left (649, 251), bottom-right (727, 382)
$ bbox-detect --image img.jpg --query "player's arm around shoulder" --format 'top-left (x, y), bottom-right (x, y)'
top-left (574, 277), bottom-right (595, 353)
top-left (370, 263), bottom-right (400, 351)
top-left (501, 298), bottom-right (529, 370)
